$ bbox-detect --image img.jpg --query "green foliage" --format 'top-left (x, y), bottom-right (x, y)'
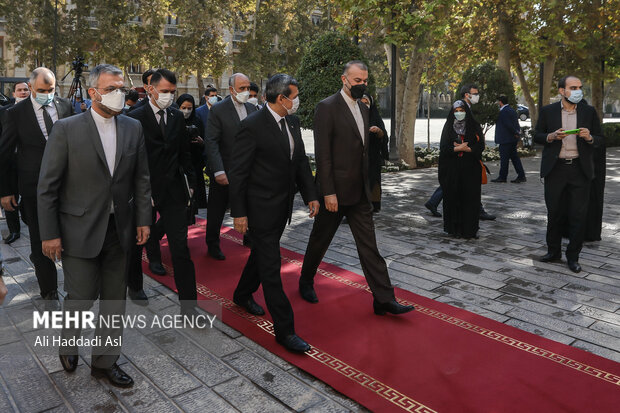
top-left (457, 61), bottom-right (516, 134)
top-left (410, 145), bottom-right (535, 169)
top-left (602, 123), bottom-right (620, 147)
top-left (295, 32), bottom-right (374, 129)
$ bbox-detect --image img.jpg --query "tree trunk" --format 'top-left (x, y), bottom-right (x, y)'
top-left (541, 43), bottom-right (556, 106)
top-left (397, 46), bottom-right (427, 168)
top-left (384, 43), bottom-right (405, 158)
top-left (513, 54), bottom-right (538, 127)
top-left (497, 7), bottom-right (511, 74)
top-left (196, 69), bottom-right (205, 100)
top-left (591, 61), bottom-right (604, 120)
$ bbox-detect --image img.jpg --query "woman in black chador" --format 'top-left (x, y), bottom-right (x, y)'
top-left (438, 100), bottom-right (485, 239)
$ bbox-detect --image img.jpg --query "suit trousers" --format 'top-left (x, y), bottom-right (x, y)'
top-left (300, 198), bottom-right (395, 303)
top-left (60, 215), bottom-right (126, 369)
top-left (21, 196), bottom-right (57, 297)
top-left (544, 159), bottom-right (591, 261)
top-left (126, 209), bottom-right (163, 292)
top-left (233, 222), bottom-right (295, 339)
top-left (130, 200), bottom-right (197, 305)
top-left (205, 180), bottom-right (229, 248)
top-left (498, 142), bottom-right (525, 180)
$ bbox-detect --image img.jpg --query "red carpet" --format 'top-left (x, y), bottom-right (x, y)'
top-left (144, 219), bottom-right (620, 412)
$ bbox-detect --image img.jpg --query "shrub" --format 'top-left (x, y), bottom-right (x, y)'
top-left (296, 32), bottom-right (374, 129)
top-left (602, 123), bottom-right (620, 147)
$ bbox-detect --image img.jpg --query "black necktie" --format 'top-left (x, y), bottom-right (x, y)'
top-left (158, 109), bottom-right (166, 136)
top-left (42, 106), bottom-right (54, 136)
top-left (279, 119), bottom-right (291, 158)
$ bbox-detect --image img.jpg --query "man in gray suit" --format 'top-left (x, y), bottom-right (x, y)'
top-left (204, 73), bottom-right (257, 259)
top-left (38, 64), bottom-right (151, 388)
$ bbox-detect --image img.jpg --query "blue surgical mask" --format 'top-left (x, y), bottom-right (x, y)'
top-left (35, 92), bottom-right (54, 106)
top-left (454, 111), bottom-right (466, 121)
top-left (208, 96), bottom-right (218, 105)
top-left (567, 89), bottom-right (583, 104)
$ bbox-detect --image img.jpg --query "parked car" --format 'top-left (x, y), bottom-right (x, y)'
top-left (517, 104), bottom-right (529, 121)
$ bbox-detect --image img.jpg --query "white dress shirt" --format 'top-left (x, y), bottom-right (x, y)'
top-left (267, 103), bottom-right (294, 160)
top-left (340, 89), bottom-right (365, 144)
top-left (30, 94), bottom-right (58, 140)
top-left (232, 97), bottom-right (248, 122)
top-left (149, 99), bottom-right (167, 124)
top-left (91, 109), bottom-right (117, 212)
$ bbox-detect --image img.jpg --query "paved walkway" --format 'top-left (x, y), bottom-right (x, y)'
top-left (1, 148), bottom-right (619, 412)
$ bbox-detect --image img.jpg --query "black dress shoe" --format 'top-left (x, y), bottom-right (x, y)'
top-left (299, 283), bottom-right (319, 303)
top-left (128, 288), bottom-right (149, 306)
top-left (276, 334), bottom-right (311, 353)
top-left (42, 290), bottom-right (60, 311)
top-left (91, 364), bottom-right (134, 388)
top-left (511, 177), bottom-right (527, 183)
top-left (59, 354), bottom-right (78, 372)
top-left (540, 252), bottom-right (562, 263)
top-left (208, 247), bottom-right (226, 260)
top-left (233, 297), bottom-right (265, 315)
top-left (424, 201), bottom-right (442, 217)
top-left (479, 211), bottom-right (496, 221)
top-left (4, 232), bottom-right (20, 244)
top-left (148, 261), bottom-right (166, 275)
top-left (567, 260), bottom-right (582, 273)
top-left (373, 299), bottom-right (415, 316)
top-left (491, 177), bottom-right (507, 183)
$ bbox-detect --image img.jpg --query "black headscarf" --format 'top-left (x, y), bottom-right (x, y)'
top-left (176, 93), bottom-right (197, 122)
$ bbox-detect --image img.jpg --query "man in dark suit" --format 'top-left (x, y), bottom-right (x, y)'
top-left (534, 75), bottom-right (603, 273)
top-left (127, 68), bottom-right (199, 314)
top-left (0, 68), bottom-right (73, 308)
top-left (127, 69), bottom-right (155, 113)
top-left (195, 86), bottom-right (218, 132)
top-left (204, 73), bottom-right (257, 259)
top-left (0, 81), bottom-right (30, 244)
top-left (299, 61), bottom-right (414, 316)
top-left (229, 74), bottom-right (319, 353)
top-left (492, 95), bottom-right (526, 183)
top-left (37, 64), bottom-right (151, 387)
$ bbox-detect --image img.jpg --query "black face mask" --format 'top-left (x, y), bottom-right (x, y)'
top-left (347, 81), bottom-right (367, 100)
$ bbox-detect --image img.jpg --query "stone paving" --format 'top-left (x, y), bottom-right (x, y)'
top-left (1, 147), bottom-right (619, 412)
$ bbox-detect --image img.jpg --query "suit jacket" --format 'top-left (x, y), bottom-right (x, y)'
top-left (195, 104), bottom-right (210, 133)
top-left (494, 105), bottom-right (520, 145)
top-left (534, 101), bottom-right (603, 179)
top-left (127, 102), bottom-right (196, 206)
top-left (314, 91), bottom-right (370, 206)
top-left (204, 96), bottom-right (257, 175)
top-left (0, 97), bottom-right (73, 197)
top-left (37, 110), bottom-right (152, 258)
top-left (229, 106), bottom-right (317, 230)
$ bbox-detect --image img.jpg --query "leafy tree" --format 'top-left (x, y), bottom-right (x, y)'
top-left (232, 0), bottom-right (330, 84)
top-left (457, 61), bottom-right (516, 134)
top-left (295, 31), bottom-right (373, 129)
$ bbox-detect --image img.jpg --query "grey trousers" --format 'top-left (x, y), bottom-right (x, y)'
top-left (60, 215), bottom-right (127, 369)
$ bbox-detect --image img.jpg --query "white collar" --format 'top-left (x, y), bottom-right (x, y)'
top-left (90, 107), bottom-right (115, 124)
top-left (266, 102), bottom-right (285, 124)
top-left (30, 94), bottom-right (55, 111)
top-left (340, 89), bottom-right (357, 106)
top-left (149, 99), bottom-right (165, 115)
top-left (500, 104), bottom-right (508, 111)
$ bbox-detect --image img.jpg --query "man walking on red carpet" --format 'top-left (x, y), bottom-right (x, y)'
top-left (229, 74), bottom-right (319, 353)
top-left (298, 61), bottom-right (414, 316)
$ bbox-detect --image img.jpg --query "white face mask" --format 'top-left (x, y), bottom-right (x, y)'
top-left (96, 89), bottom-right (125, 112)
top-left (284, 96), bottom-right (300, 115)
top-left (154, 90), bottom-right (174, 109)
top-left (454, 111), bottom-right (466, 121)
top-left (208, 96), bottom-right (219, 105)
top-left (233, 89), bottom-right (250, 104)
top-left (180, 108), bottom-right (192, 119)
top-left (15, 96), bottom-right (27, 103)
top-left (247, 97), bottom-right (259, 106)
top-left (469, 94), bottom-right (480, 104)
